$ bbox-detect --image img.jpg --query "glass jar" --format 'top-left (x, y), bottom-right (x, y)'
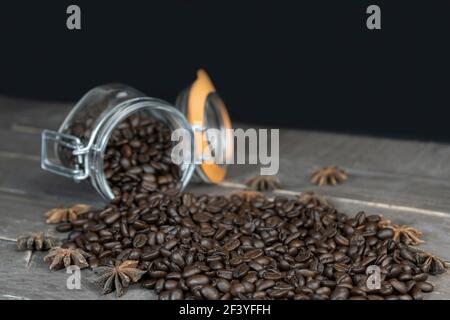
top-left (41, 70), bottom-right (232, 201)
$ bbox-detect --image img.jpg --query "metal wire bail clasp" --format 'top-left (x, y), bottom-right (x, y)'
top-left (41, 130), bottom-right (90, 181)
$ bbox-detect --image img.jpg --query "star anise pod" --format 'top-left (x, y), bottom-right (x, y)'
top-left (378, 220), bottom-right (424, 245)
top-left (413, 249), bottom-right (450, 275)
top-left (43, 246), bottom-right (90, 270)
top-left (310, 166), bottom-right (348, 186)
top-left (245, 175), bottom-right (281, 191)
top-left (45, 204), bottom-right (91, 224)
top-left (229, 190), bottom-right (265, 202)
top-left (297, 191), bottom-right (330, 207)
top-left (94, 260), bottom-right (146, 297)
top-left (16, 232), bottom-right (59, 251)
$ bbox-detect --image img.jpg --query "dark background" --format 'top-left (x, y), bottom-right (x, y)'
top-left (0, 1), bottom-right (449, 142)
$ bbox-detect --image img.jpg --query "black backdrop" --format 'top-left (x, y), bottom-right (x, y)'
top-left (1, 1), bottom-right (449, 142)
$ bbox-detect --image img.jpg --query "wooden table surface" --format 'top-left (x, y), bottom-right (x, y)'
top-left (0, 95), bottom-right (449, 300)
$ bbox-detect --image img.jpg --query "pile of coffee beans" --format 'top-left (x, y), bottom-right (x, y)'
top-left (103, 114), bottom-right (182, 201)
top-left (57, 191), bottom-right (439, 300)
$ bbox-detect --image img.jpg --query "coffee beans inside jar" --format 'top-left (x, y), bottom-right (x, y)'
top-left (53, 190), bottom-right (446, 300)
top-left (102, 113), bottom-right (182, 203)
top-left (63, 112), bottom-right (182, 202)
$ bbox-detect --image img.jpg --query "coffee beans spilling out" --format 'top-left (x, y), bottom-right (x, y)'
top-left (57, 192), bottom-right (442, 300)
top-left (103, 114), bottom-right (182, 201)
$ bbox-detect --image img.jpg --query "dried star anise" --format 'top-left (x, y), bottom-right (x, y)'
top-left (44, 246), bottom-right (90, 270)
top-left (413, 248), bottom-right (450, 275)
top-left (310, 166), bottom-right (348, 186)
top-left (297, 191), bottom-right (329, 207)
top-left (245, 175), bottom-right (281, 191)
top-left (16, 232), bottom-right (58, 251)
top-left (229, 190), bottom-right (265, 202)
top-left (378, 220), bottom-right (424, 245)
top-left (94, 260), bottom-right (146, 297)
top-left (45, 204), bottom-right (91, 224)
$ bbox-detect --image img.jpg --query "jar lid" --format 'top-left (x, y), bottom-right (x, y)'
top-left (183, 69), bottom-right (232, 184)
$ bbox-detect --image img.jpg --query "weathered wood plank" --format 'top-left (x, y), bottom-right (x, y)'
top-left (0, 96), bottom-right (71, 129)
top-left (0, 240), bottom-right (157, 300)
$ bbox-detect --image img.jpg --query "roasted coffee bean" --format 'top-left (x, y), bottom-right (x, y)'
top-left (390, 279), bottom-right (407, 294)
top-left (164, 280), bottom-right (178, 290)
top-left (164, 239), bottom-right (178, 250)
top-left (335, 234), bottom-right (349, 246)
top-left (224, 239), bottom-right (240, 251)
top-left (243, 249), bottom-right (263, 260)
top-left (233, 264), bottom-right (250, 279)
top-left (398, 273), bottom-right (413, 282)
top-left (132, 234), bottom-right (147, 248)
top-left (263, 271), bottom-right (283, 281)
top-left (377, 228), bottom-right (394, 240)
top-left (256, 279), bottom-right (276, 291)
top-left (411, 287), bottom-right (423, 300)
top-left (248, 261), bottom-right (264, 271)
top-left (201, 285), bottom-right (220, 300)
top-left (217, 270), bottom-right (233, 280)
top-left (415, 281), bottom-right (433, 292)
top-left (413, 273), bottom-right (428, 282)
top-left (267, 289), bottom-right (289, 299)
top-left (148, 270), bottom-right (167, 279)
top-left (182, 266), bottom-right (202, 278)
top-left (141, 249), bottom-right (159, 261)
top-left (186, 275), bottom-right (209, 287)
top-left (216, 279), bottom-right (231, 293)
top-left (142, 279), bottom-right (157, 289)
top-left (330, 287), bottom-right (350, 300)
top-left (242, 281), bottom-right (256, 293)
top-left (129, 249), bottom-right (141, 260)
top-left (316, 287), bottom-right (331, 296)
top-left (103, 241), bottom-right (121, 250)
top-left (319, 253), bottom-right (334, 264)
top-left (400, 248), bottom-right (416, 262)
top-left (104, 212), bottom-right (121, 225)
top-left (170, 289), bottom-right (184, 300)
top-left (230, 283), bottom-right (246, 297)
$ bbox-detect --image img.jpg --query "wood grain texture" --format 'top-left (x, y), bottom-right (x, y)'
top-left (0, 95), bottom-right (449, 299)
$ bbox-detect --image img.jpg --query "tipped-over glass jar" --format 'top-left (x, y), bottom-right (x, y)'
top-left (41, 70), bottom-right (232, 202)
